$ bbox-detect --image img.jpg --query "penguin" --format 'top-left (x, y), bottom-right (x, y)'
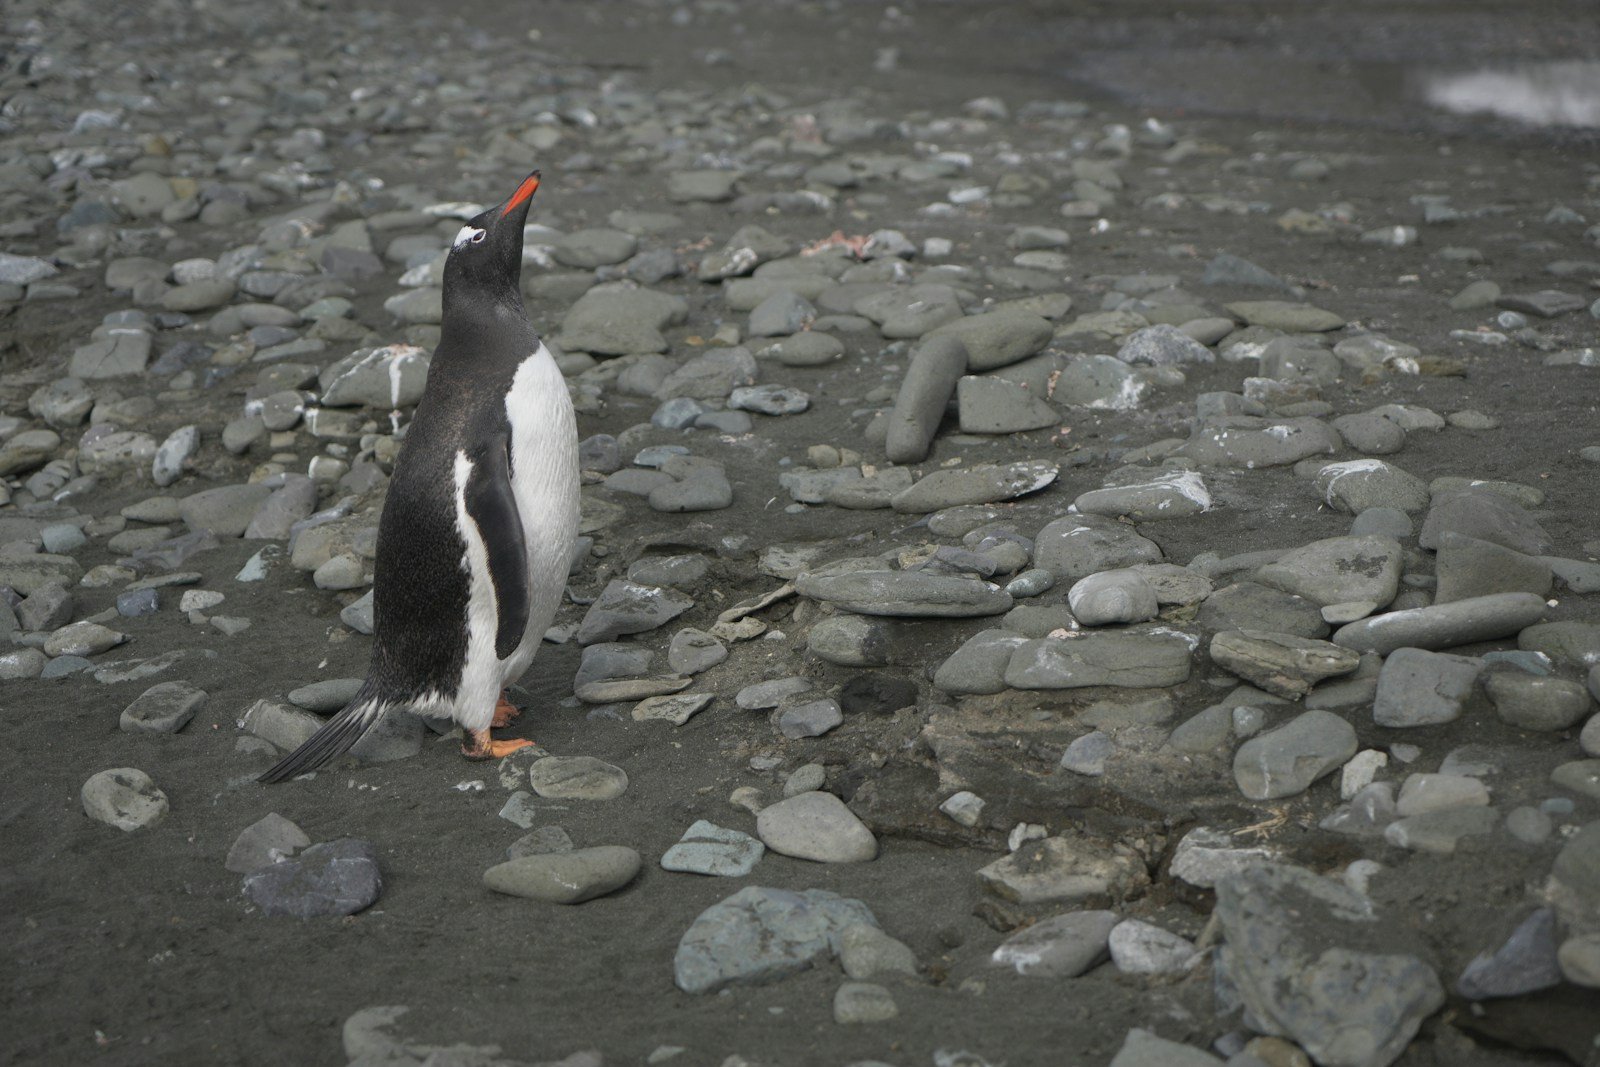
top-left (259, 171), bottom-right (580, 783)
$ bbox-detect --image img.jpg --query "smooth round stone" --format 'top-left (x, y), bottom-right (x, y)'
top-left (288, 677), bottom-right (364, 712)
top-left (769, 332), bottom-right (844, 366)
top-left (755, 791), bottom-right (878, 863)
top-left (40, 523), bottom-right (88, 553)
top-left (1005, 568), bottom-right (1056, 598)
top-left (991, 911), bottom-right (1119, 977)
top-left (1551, 760), bottom-right (1600, 800)
top-left (0, 648), bottom-right (49, 679)
top-left (41, 656), bottom-right (93, 679)
top-left (833, 981), bottom-right (898, 1024)
top-left (1350, 507), bottom-right (1412, 541)
top-left (806, 615), bottom-right (890, 667)
top-left (528, 756), bottom-right (629, 800)
top-left (1505, 806), bottom-right (1553, 845)
top-left (81, 767), bottom-right (169, 831)
top-left (784, 764), bottom-right (827, 797)
top-left (1485, 671), bottom-right (1593, 731)
top-left (482, 846), bottom-right (641, 904)
top-left (1582, 713), bottom-right (1600, 757)
top-left (1559, 934), bottom-right (1600, 988)
top-left (1067, 568), bottom-right (1159, 625)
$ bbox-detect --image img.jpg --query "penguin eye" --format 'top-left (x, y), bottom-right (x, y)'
top-left (453, 225), bottom-right (487, 249)
top-left (470, 230), bottom-right (486, 245)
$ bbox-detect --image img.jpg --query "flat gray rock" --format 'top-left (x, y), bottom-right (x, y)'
top-left (576, 580), bottom-right (695, 644)
top-left (1434, 534), bottom-right (1552, 603)
top-left (318, 344), bottom-right (430, 408)
top-left (528, 756), bottom-right (629, 801)
top-left (956, 375), bottom-right (1060, 433)
top-left (673, 886), bottom-right (878, 994)
top-left (557, 286), bottom-right (687, 355)
top-left (119, 680), bottom-right (206, 734)
top-left (483, 846), bottom-right (640, 904)
top-left (933, 629), bottom-right (1031, 694)
top-left (890, 459), bottom-right (1058, 513)
top-left (928, 310), bottom-right (1052, 370)
top-left (1072, 471), bottom-right (1211, 521)
top-left (1108, 1029), bottom-right (1222, 1067)
top-left (1233, 709), bottom-right (1357, 799)
top-left (661, 820), bottom-right (765, 877)
top-left (1372, 648), bottom-right (1483, 727)
top-left (1182, 416), bottom-right (1338, 468)
top-left (976, 833), bottom-right (1149, 905)
top-left (1315, 460), bottom-right (1432, 514)
top-left (1214, 863), bottom-right (1443, 1067)
top-left (1196, 582), bottom-right (1329, 639)
top-left (1034, 514), bottom-right (1163, 582)
top-left (796, 570), bottom-right (1012, 617)
top-left (1210, 630), bottom-right (1361, 699)
top-left (1457, 908), bottom-right (1564, 1000)
top-left (1004, 632), bottom-right (1194, 689)
top-left (243, 838), bottom-right (381, 918)
top-left (990, 910), bottom-right (1119, 977)
top-left (1484, 670), bottom-right (1593, 731)
top-left (654, 346), bottom-right (757, 401)
top-left (1116, 323), bottom-right (1215, 365)
top-left (1051, 354), bottom-right (1150, 409)
top-left (1419, 488), bottom-right (1554, 556)
top-left (1332, 593), bottom-right (1549, 655)
top-left (180, 484), bottom-right (274, 537)
top-left (225, 813), bottom-right (311, 874)
top-left (1255, 536), bottom-right (1402, 609)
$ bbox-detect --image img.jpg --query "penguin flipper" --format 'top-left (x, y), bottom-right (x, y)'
top-left (257, 691), bottom-right (385, 784)
top-left (466, 433), bottom-right (530, 661)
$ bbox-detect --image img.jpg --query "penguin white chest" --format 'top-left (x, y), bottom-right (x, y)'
top-left (501, 345), bottom-right (581, 675)
top-left (504, 343), bottom-right (581, 582)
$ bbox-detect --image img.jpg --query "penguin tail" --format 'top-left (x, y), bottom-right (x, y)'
top-left (257, 684), bottom-right (387, 784)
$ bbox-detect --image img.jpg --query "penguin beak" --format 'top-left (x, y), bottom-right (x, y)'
top-left (499, 171), bottom-right (541, 220)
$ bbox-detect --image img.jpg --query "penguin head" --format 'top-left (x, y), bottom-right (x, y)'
top-left (443, 171), bottom-right (540, 297)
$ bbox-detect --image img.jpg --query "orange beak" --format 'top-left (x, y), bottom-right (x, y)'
top-left (500, 171), bottom-right (541, 219)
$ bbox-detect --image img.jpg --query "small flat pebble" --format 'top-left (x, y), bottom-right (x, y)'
top-left (528, 756), bottom-right (629, 800)
top-left (243, 838), bottom-right (381, 918)
top-left (483, 846), bottom-right (641, 904)
top-left (661, 821), bottom-right (765, 877)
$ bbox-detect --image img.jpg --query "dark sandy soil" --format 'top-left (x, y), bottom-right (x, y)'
top-left (3, 1), bottom-right (1599, 1066)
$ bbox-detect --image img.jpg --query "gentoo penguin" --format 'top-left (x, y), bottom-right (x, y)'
top-left (260, 171), bottom-right (580, 783)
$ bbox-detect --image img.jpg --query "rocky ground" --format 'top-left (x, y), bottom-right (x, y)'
top-left (3, 0), bottom-right (1600, 1065)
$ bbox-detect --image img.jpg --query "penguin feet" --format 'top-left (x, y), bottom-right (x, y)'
top-left (491, 691), bottom-right (522, 729)
top-left (462, 728), bottom-right (534, 761)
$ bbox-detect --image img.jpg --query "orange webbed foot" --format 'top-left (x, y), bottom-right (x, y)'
top-left (492, 691), bottom-right (522, 729)
top-left (462, 729), bottom-right (535, 761)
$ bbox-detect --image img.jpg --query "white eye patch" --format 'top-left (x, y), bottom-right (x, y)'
top-left (453, 225), bottom-right (486, 249)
